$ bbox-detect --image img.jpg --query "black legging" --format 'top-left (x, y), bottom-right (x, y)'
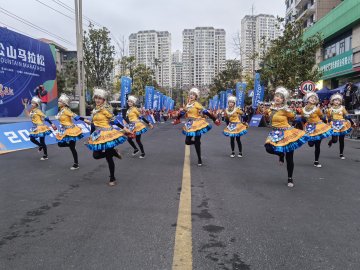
top-left (30, 136), bottom-right (47, 156)
top-left (265, 144), bottom-right (294, 178)
top-left (93, 148), bottom-right (117, 181)
top-left (308, 140), bottom-right (321, 162)
top-left (58, 141), bottom-right (78, 164)
top-left (330, 135), bottom-right (345, 155)
top-left (230, 137), bottom-right (242, 153)
top-left (128, 134), bottom-right (145, 154)
top-left (185, 135), bottom-right (202, 163)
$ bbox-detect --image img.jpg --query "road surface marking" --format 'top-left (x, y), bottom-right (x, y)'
top-left (172, 145), bottom-right (192, 269)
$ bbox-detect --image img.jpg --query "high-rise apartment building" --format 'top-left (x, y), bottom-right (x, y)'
top-left (128, 30), bottom-right (172, 87)
top-left (285, 0), bottom-right (342, 28)
top-left (241, 14), bottom-right (281, 76)
top-left (171, 50), bottom-right (183, 89)
top-left (182, 27), bottom-right (226, 91)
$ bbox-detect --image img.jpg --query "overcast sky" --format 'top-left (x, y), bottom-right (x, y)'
top-left (0, 0), bottom-right (285, 59)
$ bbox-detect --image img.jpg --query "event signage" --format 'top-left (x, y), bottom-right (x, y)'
top-left (144, 86), bottom-right (154, 110)
top-left (0, 120), bottom-right (90, 152)
top-left (0, 27), bottom-right (58, 117)
top-left (120, 76), bottom-right (132, 107)
top-left (252, 73), bottom-right (264, 109)
top-left (236, 82), bottom-right (246, 108)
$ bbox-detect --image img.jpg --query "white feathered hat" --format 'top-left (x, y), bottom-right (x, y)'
top-left (330, 93), bottom-right (343, 103)
top-left (31, 96), bottom-right (41, 107)
top-left (189, 87), bottom-right (200, 98)
top-left (275, 87), bottom-right (290, 101)
top-left (227, 95), bottom-right (236, 104)
top-left (128, 95), bottom-right (138, 104)
top-left (93, 88), bottom-right (107, 99)
top-left (58, 93), bottom-right (70, 106)
top-left (304, 92), bottom-right (319, 103)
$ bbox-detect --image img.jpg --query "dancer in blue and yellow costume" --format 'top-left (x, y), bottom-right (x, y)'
top-left (29, 96), bottom-right (56, 160)
top-left (301, 92), bottom-right (332, 168)
top-left (55, 94), bottom-right (87, 170)
top-left (327, 93), bottom-right (355, 160)
top-left (173, 87), bottom-right (220, 166)
top-left (223, 95), bottom-right (248, 158)
top-left (125, 95), bottom-right (153, 159)
top-left (264, 87), bottom-right (310, 187)
top-left (86, 88), bottom-right (130, 186)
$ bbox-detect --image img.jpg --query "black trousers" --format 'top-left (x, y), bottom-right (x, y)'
top-left (93, 148), bottom-right (117, 181)
top-left (308, 140), bottom-right (321, 161)
top-left (185, 135), bottom-right (202, 163)
top-left (30, 136), bottom-right (47, 156)
top-left (230, 136), bottom-right (242, 153)
top-left (330, 135), bottom-right (345, 155)
top-left (128, 134), bottom-right (145, 154)
top-left (265, 144), bottom-right (294, 178)
top-left (58, 141), bottom-right (78, 164)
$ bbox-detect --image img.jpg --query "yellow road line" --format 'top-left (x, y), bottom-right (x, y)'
top-left (172, 145), bottom-right (192, 270)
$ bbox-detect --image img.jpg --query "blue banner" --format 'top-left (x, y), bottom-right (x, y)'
top-left (144, 86), bottom-right (154, 109)
top-left (0, 120), bottom-right (90, 152)
top-left (219, 91), bottom-right (226, 109)
top-left (153, 91), bottom-right (161, 110)
top-left (120, 76), bottom-right (132, 108)
top-left (0, 28), bottom-right (58, 117)
top-left (226, 89), bottom-right (233, 108)
top-left (252, 73), bottom-right (264, 109)
top-left (236, 82), bottom-right (246, 108)
top-left (213, 95), bottom-right (219, 110)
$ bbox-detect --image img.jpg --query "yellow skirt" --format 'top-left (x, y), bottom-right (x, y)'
top-left (304, 122), bottom-right (332, 141)
top-left (29, 124), bottom-right (52, 138)
top-left (265, 127), bottom-right (309, 152)
top-left (56, 125), bottom-right (84, 142)
top-left (223, 122), bottom-right (248, 137)
top-left (86, 129), bottom-right (127, 151)
top-left (331, 120), bottom-right (352, 136)
top-left (128, 121), bottom-right (147, 135)
top-left (182, 118), bottom-right (211, 136)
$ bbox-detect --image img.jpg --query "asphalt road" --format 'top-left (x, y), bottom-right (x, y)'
top-left (1, 122), bottom-right (359, 270)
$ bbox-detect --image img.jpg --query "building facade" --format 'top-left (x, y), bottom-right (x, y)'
top-left (171, 50), bottom-right (183, 89)
top-left (182, 27), bottom-right (226, 91)
top-left (241, 14), bottom-right (281, 76)
top-left (286, 0), bottom-right (342, 28)
top-left (304, 0), bottom-right (360, 89)
top-left (128, 30), bottom-right (172, 88)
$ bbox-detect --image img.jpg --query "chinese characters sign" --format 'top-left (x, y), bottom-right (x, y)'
top-left (0, 27), bottom-right (57, 117)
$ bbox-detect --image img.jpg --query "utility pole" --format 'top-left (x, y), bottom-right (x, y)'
top-left (75, 0), bottom-right (85, 116)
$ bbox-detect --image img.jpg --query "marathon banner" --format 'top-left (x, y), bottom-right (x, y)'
top-left (213, 95), bottom-right (219, 110)
top-left (153, 91), bottom-right (161, 110)
top-left (252, 72), bottom-right (264, 109)
top-left (144, 86), bottom-right (154, 109)
top-left (0, 28), bottom-right (58, 117)
top-left (120, 76), bottom-right (132, 108)
top-left (226, 89), bottom-right (233, 108)
top-left (220, 91), bottom-right (226, 109)
top-left (236, 82), bottom-right (246, 108)
top-left (0, 120), bottom-right (90, 153)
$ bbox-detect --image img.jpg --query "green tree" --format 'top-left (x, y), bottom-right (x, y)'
top-left (83, 23), bottom-right (115, 89)
top-left (209, 60), bottom-right (242, 97)
top-left (260, 18), bottom-right (323, 93)
top-left (131, 64), bottom-right (155, 96)
top-left (57, 59), bottom-right (78, 97)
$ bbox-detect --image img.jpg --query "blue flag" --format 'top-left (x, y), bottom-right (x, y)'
top-left (236, 82), bottom-right (246, 108)
top-left (252, 73), bottom-right (264, 109)
top-left (145, 86), bottom-right (154, 109)
top-left (120, 76), bottom-right (132, 108)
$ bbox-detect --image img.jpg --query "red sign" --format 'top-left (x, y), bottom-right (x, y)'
top-left (300, 81), bottom-right (316, 95)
